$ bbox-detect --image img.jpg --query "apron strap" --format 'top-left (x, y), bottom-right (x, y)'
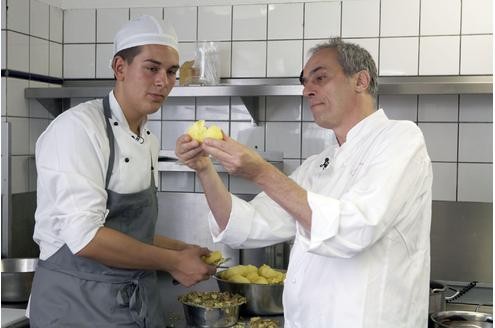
top-left (103, 95), bottom-right (116, 190)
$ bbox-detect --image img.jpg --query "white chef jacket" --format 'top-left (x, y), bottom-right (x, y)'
top-left (33, 91), bottom-right (160, 260)
top-left (209, 109), bottom-right (433, 328)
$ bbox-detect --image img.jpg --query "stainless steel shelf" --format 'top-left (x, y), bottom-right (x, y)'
top-left (25, 76), bottom-right (493, 119)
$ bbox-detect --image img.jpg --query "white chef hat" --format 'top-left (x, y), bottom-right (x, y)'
top-left (113, 15), bottom-right (179, 57)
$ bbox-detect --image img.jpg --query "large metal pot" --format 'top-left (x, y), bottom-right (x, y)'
top-left (430, 281), bottom-right (460, 314)
top-left (431, 310), bottom-right (493, 328)
top-left (213, 270), bottom-right (284, 316)
top-left (1, 258), bottom-right (38, 302)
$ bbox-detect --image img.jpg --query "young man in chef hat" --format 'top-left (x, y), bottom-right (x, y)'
top-left (176, 38), bottom-right (433, 327)
top-left (29, 15), bottom-right (216, 327)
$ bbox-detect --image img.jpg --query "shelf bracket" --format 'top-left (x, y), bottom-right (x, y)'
top-left (240, 96), bottom-right (259, 125)
top-left (36, 98), bottom-right (71, 118)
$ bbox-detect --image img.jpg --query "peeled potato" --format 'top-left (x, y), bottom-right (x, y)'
top-left (245, 272), bottom-right (260, 282)
top-left (230, 274), bottom-right (250, 284)
top-left (204, 125), bottom-right (223, 140)
top-left (202, 250), bottom-right (223, 265)
top-left (253, 276), bottom-right (269, 284)
top-left (187, 120), bottom-right (223, 143)
top-left (187, 120), bottom-right (207, 142)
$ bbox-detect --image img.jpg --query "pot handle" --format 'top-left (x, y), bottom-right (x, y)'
top-left (444, 287), bottom-right (460, 301)
top-left (445, 281), bottom-right (478, 302)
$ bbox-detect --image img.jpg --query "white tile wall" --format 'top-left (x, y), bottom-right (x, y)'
top-left (29, 118), bottom-right (50, 154)
top-left (131, 7), bottom-right (162, 21)
top-left (96, 43), bottom-right (113, 78)
top-left (420, 0), bottom-right (461, 35)
top-left (1, 30), bottom-right (5, 69)
top-left (11, 156), bottom-right (30, 193)
top-left (7, 32), bottom-right (29, 72)
top-left (266, 122), bottom-right (300, 158)
top-left (164, 7), bottom-right (196, 42)
top-left (161, 171), bottom-right (195, 192)
top-left (232, 41), bottom-right (266, 77)
top-left (419, 123), bottom-right (458, 162)
top-left (97, 8), bottom-right (129, 43)
top-left (196, 97), bottom-right (230, 121)
top-left (419, 36), bottom-right (460, 75)
top-left (458, 123), bottom-right (492, 162)
top-left (162, 121), bottom-right (191, 150)
top-left (267, 3), bottom-right (303, 40)
top-left (304, 2), bottom-right (340, 39)
top-left (431, 162), bottom-right (457, 201)
top-left (30, 37), bottom-right (49, 76)
top-left (418, 95), bottom-right (458, 122)
top-left (459, 95), bottom-right (493, 122)
top-left (342, 0), bottom-right (380, 38)
top-left (266, 40), bottom-right (302, 77)
top-left (230, 122), bottom-right (265, 151)
top-left (64, 44), bottom-right (96, 78)
top-left (460, 35), bottom-right (493, 75)
top-left (461, 0), bottom-right (492, 34)
top-left (30, 0), bottom-right (49, 39)
top-left (8, 117), bottom-right (30, 155)
top-left (1, 0), bottom-right (6, 29)
top-left (379, 95), bottom-right (417, 122)
top-left (198, 6), bottom-right (231, 41)
top-left (6, 78), bottom-right (29, 117)
top-left (64, 9), bottom-right (96, 43)
top-left (6, 0), bottom-right (29, 34)
top-left (49, 6), bottom-right (63, 43)
top-left (380, 0), bottom-right (419, 37)
top-left (163, 97), bottom-right (195, 120)
top-left (265, 96), bottom-right (301, 121)
top-left (458, 163), bottom-right (492, 202)
top-left (1, 77), bottom-right (6, 116)
top-left (379, 37), bottom-right (418, 76)
top-left (233, 4), bottom-right (267, 41)
top-left (49, 42), bottom-right (62, 78)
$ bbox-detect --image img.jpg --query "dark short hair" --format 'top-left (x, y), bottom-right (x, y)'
top-left (308, 38), bottom-right (378, 98)
top-left (113, 45), bottom-right (143, 65)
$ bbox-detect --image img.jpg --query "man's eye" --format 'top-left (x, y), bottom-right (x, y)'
top-left (146, 66), bottom-right (159, 72)
top-left (168, 69), bottom-right (178, 75)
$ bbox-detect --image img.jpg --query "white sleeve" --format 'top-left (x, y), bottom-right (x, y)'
top-left (209, 192), bottom-right (297, 249)
top-left (35, 112), bottom-right (107, 255)
top-left (300, 125), bottom-right (432, 258)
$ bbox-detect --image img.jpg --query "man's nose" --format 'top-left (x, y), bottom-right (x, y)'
top-left (303, 84), bottom-right (315, 97)
top-left (155, 70), bottom-right (168, 88)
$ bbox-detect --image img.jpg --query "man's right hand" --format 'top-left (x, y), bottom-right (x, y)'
top-left (175, 134), bottom-right (212, 172)
top-left (169, 246), bottom-right (217, 287)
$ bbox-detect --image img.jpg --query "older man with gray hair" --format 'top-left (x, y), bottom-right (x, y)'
top-left (176, 38), bottom-right (433, 327)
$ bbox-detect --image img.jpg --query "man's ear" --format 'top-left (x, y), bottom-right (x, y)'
top-left (354, 70), bottom-right (370, 93)
top-left (112, 56), bottom-right (126, 81)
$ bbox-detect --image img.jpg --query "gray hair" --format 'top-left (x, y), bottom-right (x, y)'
top-left (308, 38), bottom-right (378, 98)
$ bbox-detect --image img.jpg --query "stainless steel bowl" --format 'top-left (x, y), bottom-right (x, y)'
top-left (1, 258), bottom-right (38, 302)
top-left (214, 270), bottom-right (284, 316)
top-left (181, 302), bottom-right (241, 328)
top-left (431, 310), bottom-right (493, 328)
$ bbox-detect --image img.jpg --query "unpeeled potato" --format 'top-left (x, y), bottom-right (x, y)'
top-left (187, 120), bottom-right (223, 143)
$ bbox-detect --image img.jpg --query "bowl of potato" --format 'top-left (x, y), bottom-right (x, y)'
top-left (213, 264), bottom-right (285, 316)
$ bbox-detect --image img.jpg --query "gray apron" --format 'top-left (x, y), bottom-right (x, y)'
top-left (29, 96), bottom-right (165, 328)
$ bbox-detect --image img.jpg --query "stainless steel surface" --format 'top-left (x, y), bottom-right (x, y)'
top-left (2, 121), bottom-right (11, 258)
top-left (431, 281), bottom-right (461, 314)
top-left (1, 258), bottom-right (38, 303)
top-left (431, 201), bottom-right (493, 283)
top-left (214, 273), bottom-right (284, 316)
top-left (180, 302), bottom-right (241, 328)
top-left (431, 310), bottom-right (493, 328)
top-left (25, 76), bottom-right (493, 118)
